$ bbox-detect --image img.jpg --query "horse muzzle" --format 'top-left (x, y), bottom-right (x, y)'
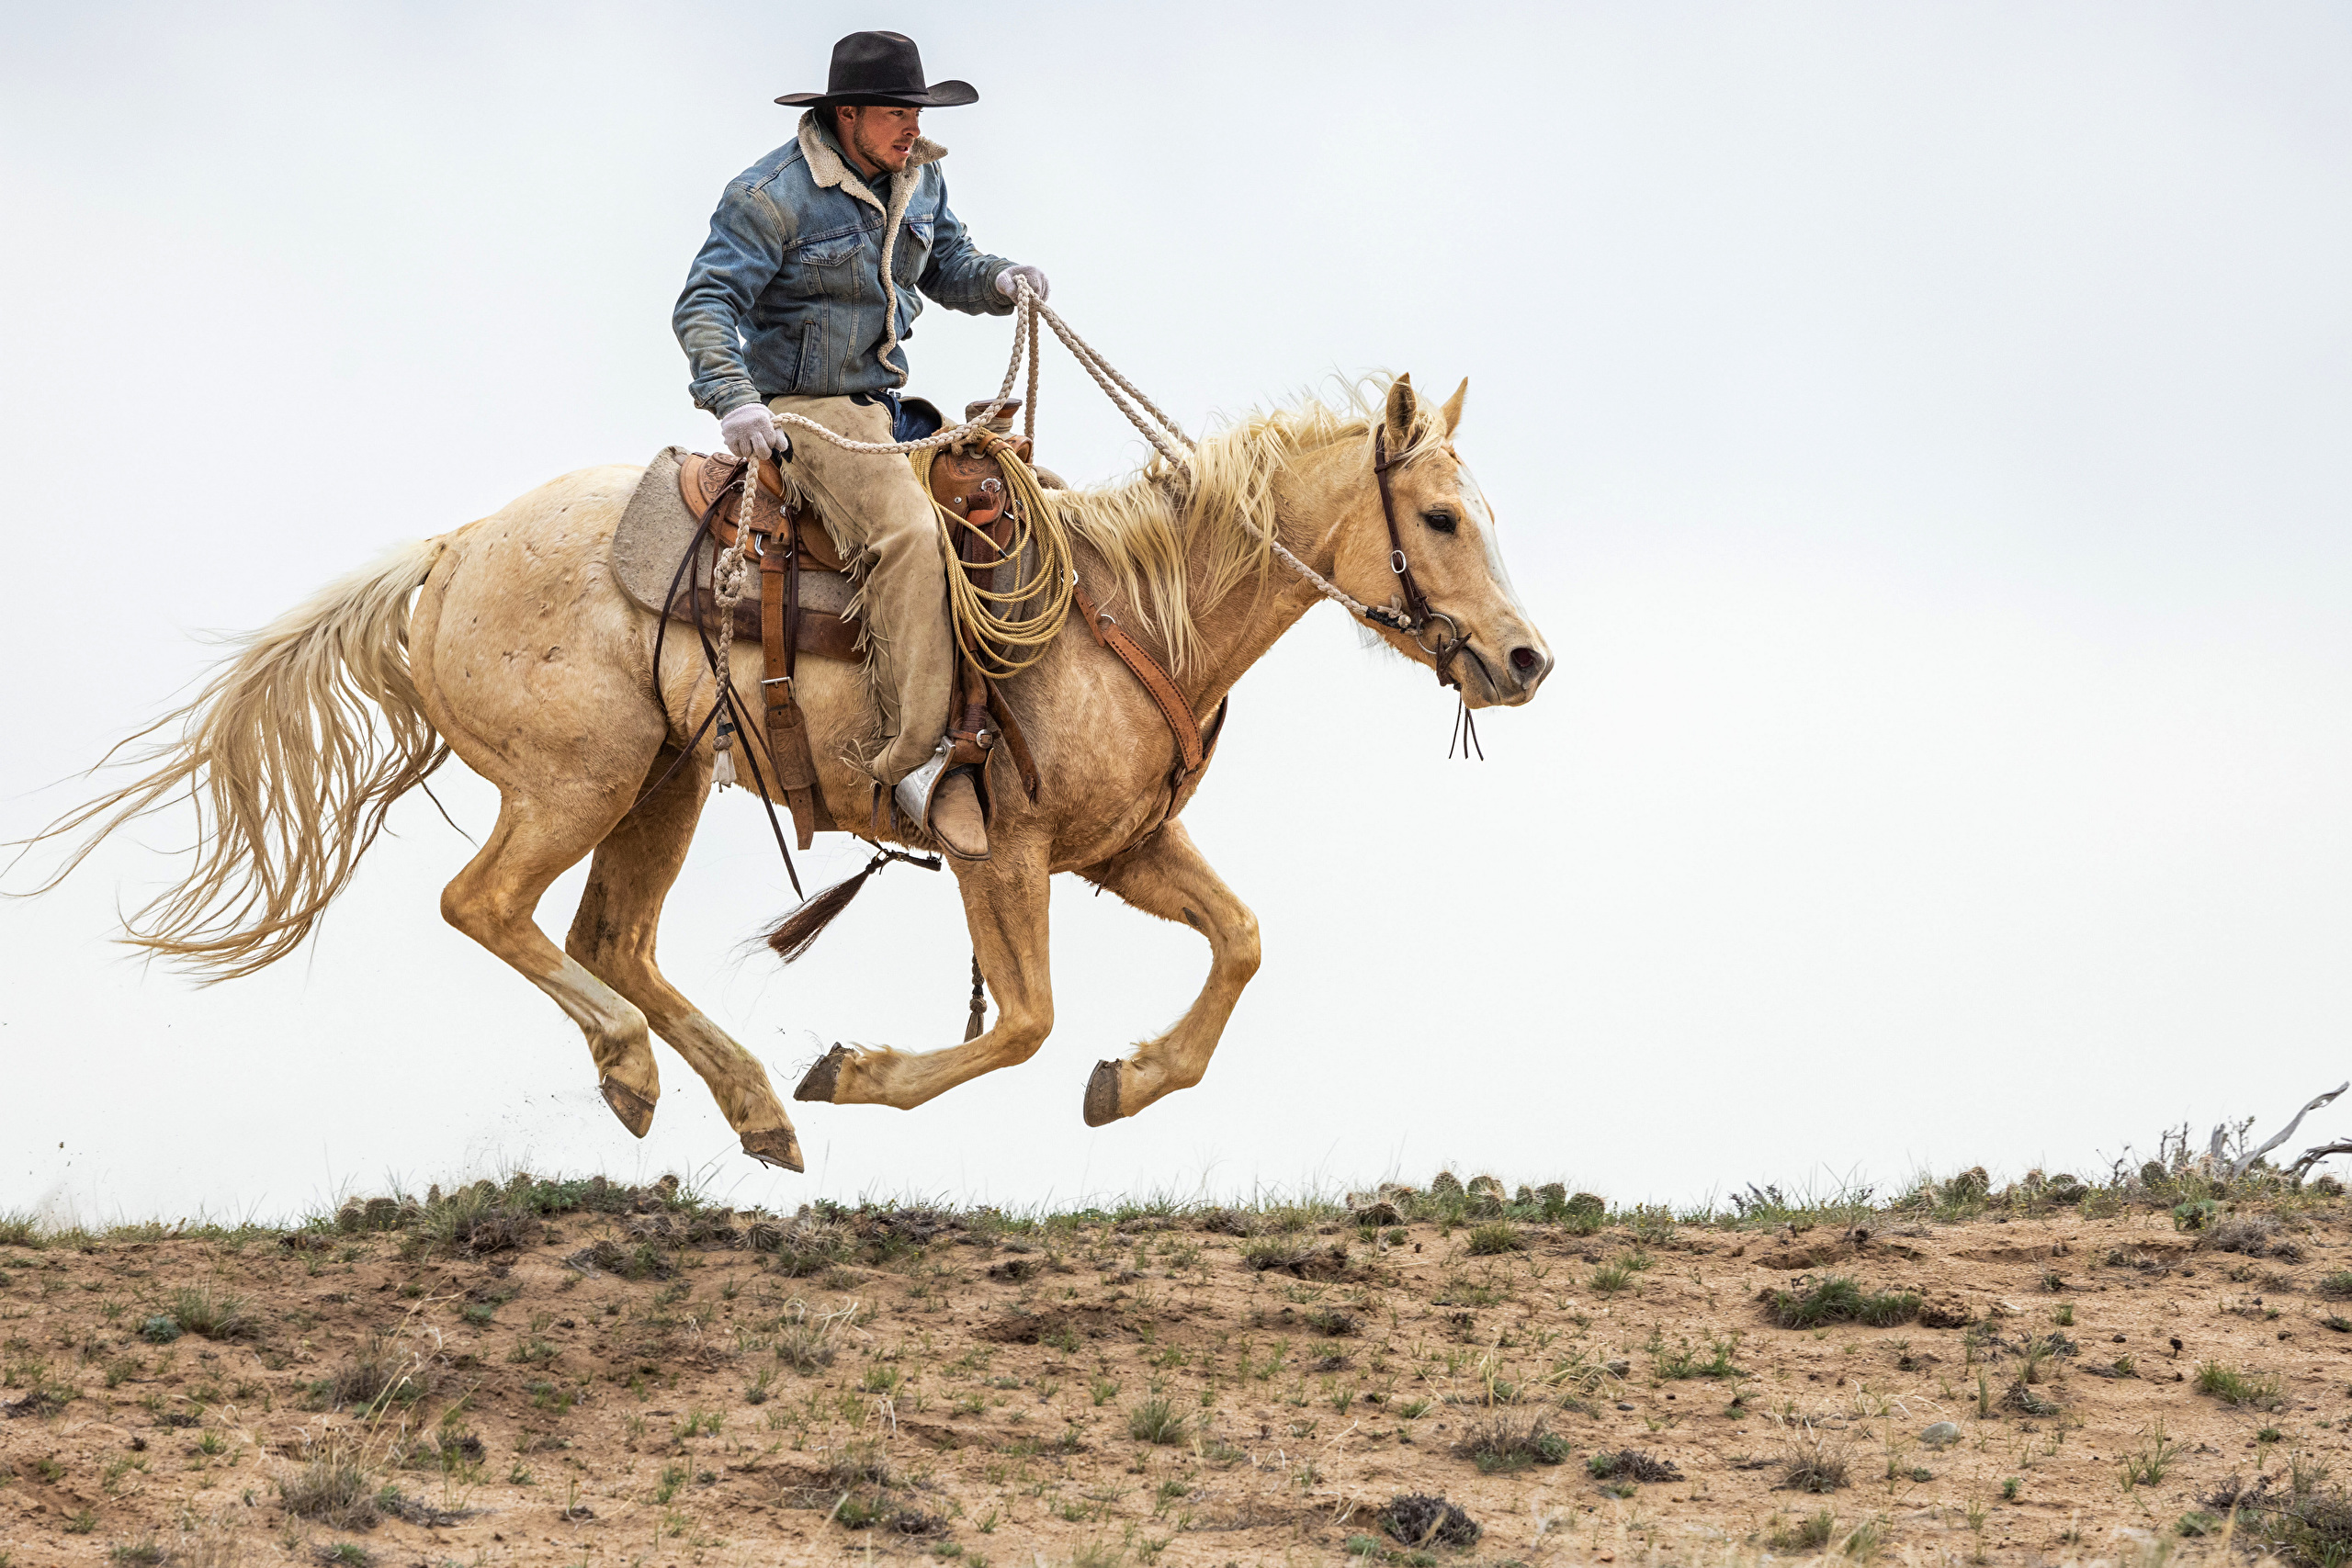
top-left (1455, 631), bottom-right (1552, 709)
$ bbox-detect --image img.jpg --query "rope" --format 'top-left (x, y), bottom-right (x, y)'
top-left (1011, 285), bottom-right (1413, 633)
top-left (759, 286), bottom-right (1046, 458)
top-left (706, 471), bottom-right (760, 786)
top-left (913, 439), bottom-right (1075, 680)
top-left (1023, 305), bottom-right (1040, 445)
top-left (756, 280), bottom-right (1412, 639)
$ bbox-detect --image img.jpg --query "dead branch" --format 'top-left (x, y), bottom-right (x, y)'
top-left (2287, 1139), bottom-right (2352, 1185)
top-left (2224, 1080), bottom-right (2348, 1179)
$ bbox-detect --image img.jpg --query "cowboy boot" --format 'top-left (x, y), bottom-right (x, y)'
top-left (892, 740), bottom-right (990, 861)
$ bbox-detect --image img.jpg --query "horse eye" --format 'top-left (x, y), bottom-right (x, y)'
top-left (1421, 509), bottom-right (1458, 536)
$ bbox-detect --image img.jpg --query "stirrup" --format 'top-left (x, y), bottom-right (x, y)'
top-left (892, 739), bottom-right (990, 860)
top-left (892, 737), bottom-right (955, 829)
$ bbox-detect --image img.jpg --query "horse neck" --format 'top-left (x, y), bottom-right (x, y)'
top-left (1174, 442), bottom-right (1366, 714)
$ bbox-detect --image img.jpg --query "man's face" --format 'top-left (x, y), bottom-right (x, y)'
top-left (837, 105), bottom-right (922, 175)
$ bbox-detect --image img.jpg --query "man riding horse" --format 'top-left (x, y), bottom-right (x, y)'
top-left (673, 29), bottom-right (1044, 864)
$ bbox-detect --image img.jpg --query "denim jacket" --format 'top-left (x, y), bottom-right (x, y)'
top-left (673, 113), bottom-right (1014, 416)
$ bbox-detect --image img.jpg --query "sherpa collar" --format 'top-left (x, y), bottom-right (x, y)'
top-left (797, 110), bottom-right (944, 385)
top-left (797, 110), bottom-right (945, 210)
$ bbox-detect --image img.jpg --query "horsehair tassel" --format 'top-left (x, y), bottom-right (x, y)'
top-left (763, 845), bottom-right (943, 964)
top-left (963, 954), bottom-right (988, 1042)
top-left (764, 857), bottom-right (886, 964)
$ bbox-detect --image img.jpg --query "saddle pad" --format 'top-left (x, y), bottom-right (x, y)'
top-left (609, 447), bottom-right (855, 643)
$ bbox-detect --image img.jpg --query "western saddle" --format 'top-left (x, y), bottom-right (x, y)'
top-left (664, 402), bottom-right (1223, 852)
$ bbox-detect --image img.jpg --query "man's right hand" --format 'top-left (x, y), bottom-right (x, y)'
top-left (719, 404), bottom-right (789, 460)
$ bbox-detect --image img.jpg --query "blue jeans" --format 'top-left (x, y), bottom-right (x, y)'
top-left (850, 389), bottom-right (944, 443)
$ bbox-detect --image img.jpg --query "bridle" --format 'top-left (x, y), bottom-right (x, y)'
top-left (1370, 428), bottom-right (1492, 758)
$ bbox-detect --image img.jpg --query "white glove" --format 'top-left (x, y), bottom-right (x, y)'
top-left (994, 264), bottom-right (1049, 302)
top-left (718, 403), bottom-right (788, 460)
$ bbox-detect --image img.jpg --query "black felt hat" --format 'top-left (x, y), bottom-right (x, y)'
top-left (775, 31), bottom-right (978, 108)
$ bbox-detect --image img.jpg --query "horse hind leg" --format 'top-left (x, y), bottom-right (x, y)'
top-left (566, 744), bottom-right (803, 1171)
top-left (439, 786), bottom-right (665, 1137)
top-left (1076, 820), bottom-right (1261, 1126)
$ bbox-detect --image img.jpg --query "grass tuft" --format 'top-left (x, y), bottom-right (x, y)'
top-left (1464, 1222), bottom-right (1523, 1256)
top-left (276, 1449), bottom-right (379, 1530)
top-left (1782, 1431), bottom-right (1852, 1494)
top-left (1126, 1396), bottom-right (1187, 1446)
top-left (1453, 1413), bottom-right (1568, 1474)
top-left (167, 1285), bottom-right (255, 1341)
top-left (1763, 1276), bottom-right (1920, 1329)
top-left (2193, 1360), bottom-right (2285, 1410)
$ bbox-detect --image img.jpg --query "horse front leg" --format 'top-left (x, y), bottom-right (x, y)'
top-left (1075, 820), bottom-right (1261, 1126)
top-left (794, 836), bottom-right (1054, 1110)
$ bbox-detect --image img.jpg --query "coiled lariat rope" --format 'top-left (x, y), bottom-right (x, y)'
top-left (912, 442), bottom-right (1070, 679)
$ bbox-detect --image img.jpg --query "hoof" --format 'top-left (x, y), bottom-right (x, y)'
top-left (740, 1125), bottom-right (805, 1173)
top-left (598, 1076), bottom-right (657, 1138)
top-left (1082, 1059), bottom-right (1124, 1127)
top-left (795, 1043), bottom-right (850, 1104)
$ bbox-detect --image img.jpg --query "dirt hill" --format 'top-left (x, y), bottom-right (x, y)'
top-left (3, 1175), bottom-right (2348, 1566)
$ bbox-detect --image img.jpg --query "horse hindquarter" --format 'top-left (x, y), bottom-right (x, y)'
top-left (407, 467), bottom-right (804, 1168)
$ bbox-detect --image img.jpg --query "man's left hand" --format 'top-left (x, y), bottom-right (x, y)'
top-left (994, 265), bottom-right (1049, 302)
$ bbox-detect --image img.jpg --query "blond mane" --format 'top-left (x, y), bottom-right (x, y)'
top-left (1046, 375), bottom-right (1450, 673)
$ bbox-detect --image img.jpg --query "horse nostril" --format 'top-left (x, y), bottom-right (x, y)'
top-left (1510, 646), bottom-right (1540, 674)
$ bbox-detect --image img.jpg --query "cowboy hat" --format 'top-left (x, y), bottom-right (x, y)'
top-left (775, 31), bottom-right (978, 108)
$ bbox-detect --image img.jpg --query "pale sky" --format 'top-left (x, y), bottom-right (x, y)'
top-left (4, 2), bottom-right (2348, 1225)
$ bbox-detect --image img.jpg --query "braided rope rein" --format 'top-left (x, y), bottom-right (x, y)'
top-left (703, 464), bottom-right (766, 785)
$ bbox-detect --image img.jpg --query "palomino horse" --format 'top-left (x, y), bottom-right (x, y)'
top-left (33, 374), bottom-right (1550, 1172)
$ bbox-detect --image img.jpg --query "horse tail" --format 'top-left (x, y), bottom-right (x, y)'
top-left (14, 536), bottom-right (451, 981)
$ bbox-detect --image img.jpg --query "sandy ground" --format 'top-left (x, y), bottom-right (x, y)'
top-left (2, 1197), bottom-right (2347, 1566)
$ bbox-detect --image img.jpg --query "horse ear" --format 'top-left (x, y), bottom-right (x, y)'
top-left (1439, 378), bottom-right (1467, 437)
top-left (1384, 374), bottom-right (1418, 446)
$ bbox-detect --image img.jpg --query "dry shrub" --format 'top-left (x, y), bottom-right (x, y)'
top-left (1453, 1412), bottom-right (1568, 1473)
top-left (1782, 1430), bottom-right (1852, 1493)
top-left (817, 1441), bottom-right (896, 1489)
top-left (309, 1333), bottom-right (435, 1413)
top-left (1380, 1493), bottom-right (1480, 1549)
top-left (774, 1299), bottom-right (852, 1372)
top-left (746, 1213), bottom-right (850, 1277)
top-left (1589, 1449), bottom-right (1684, 1483)
top-left (408, 1186), bottom-right (542, 1257)
top-left (1763, 1276), bottom-right (1921, 1329)
top-left (846, 1206), bottom-right (963, 1246)
top-left (277, 1441), bottom-right (379, 1530)
top-left (1239, 1236), bottom-right (1350, 1278)
top-left (564, 1239), bottom-right (674, 1280)
top-left (2203, 1216), bottom-right (2302, 1261)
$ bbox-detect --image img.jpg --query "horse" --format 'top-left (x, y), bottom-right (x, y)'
top-left (27, 373), bottom-right (1551, 1173)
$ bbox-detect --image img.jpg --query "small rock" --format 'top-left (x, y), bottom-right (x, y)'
top-left (1921, 1421), bottom-right (1961, 1450)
